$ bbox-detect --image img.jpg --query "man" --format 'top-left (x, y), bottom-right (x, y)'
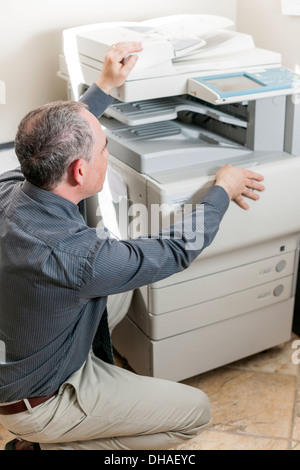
top-left (0, 42), bottom-right (265, 451)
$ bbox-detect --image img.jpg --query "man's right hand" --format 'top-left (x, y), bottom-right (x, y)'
top-left (215, 164), bottom-right (265, 210)
top-left (96, 41), bottom-right (143, 95)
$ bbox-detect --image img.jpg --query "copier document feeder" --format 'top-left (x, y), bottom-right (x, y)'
top-left (59, 15), bottom-right (300, 381)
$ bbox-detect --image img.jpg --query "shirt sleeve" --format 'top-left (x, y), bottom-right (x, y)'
top-left (80, 185), bottom-right (230, 298)
top-left (0, 167), bottom-right (24, 183)
top-left (79, 83), bottom-right (114, 118)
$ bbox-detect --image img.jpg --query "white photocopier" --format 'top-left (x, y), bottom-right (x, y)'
top-left (59, 15), bottom-right (300, 381)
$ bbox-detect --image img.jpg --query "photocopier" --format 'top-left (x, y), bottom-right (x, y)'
top-left (59, 15), bottom-right (300, 381)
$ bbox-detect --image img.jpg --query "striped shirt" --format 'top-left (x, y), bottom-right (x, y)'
top-left (0, 85), bottom-right (229, 402)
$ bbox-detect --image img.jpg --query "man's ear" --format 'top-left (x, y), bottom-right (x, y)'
top-left (69, 158), bottom-right (85, 186)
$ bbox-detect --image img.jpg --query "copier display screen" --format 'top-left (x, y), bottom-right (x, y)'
top-left (206, 75), bottom-right (263, 93)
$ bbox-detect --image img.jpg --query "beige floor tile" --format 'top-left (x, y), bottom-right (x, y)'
top-left (292, 381), bottom-right (300, 441)
top-left (228, 334), bottom-right (300, 376)
top-left (175, 429), bottom-right (289, 450)
top-left (195, 367), bottom-right (296, 439)
top-left (291, 441), bottom-right (300, 450)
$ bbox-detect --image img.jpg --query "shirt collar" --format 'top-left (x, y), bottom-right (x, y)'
top-left (21, 179), bottom-right (84, 220)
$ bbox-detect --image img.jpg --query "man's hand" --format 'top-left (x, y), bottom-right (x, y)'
top-left (96, 42), bottom-right (143, 95)
top-left (215, 164), bottom-right (265, 210)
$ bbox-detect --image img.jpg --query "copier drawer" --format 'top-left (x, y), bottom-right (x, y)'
top-left (111, 234), bottom-right (298, 381)
top-left (129, 275), bottom-right (293, 340)
top-left (149, 251), bottom-right (295, 314)
top-left (112, 243), bottom-right (297, 381)
top-left (112, 298), bottom-right (294, 382)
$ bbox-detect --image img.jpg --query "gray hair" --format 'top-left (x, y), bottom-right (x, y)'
top-left (14, 100), bottom-right (94, 190)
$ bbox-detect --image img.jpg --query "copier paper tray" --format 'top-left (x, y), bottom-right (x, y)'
top-left (101, 118), bottom-right (290, 179)
top-left (102, 118), bottom-right (248, 175)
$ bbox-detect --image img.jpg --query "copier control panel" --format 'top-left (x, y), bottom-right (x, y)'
top-left (188, 67), bottom-right (300, 104)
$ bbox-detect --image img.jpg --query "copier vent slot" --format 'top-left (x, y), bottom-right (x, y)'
top-left (111, 122), bottom-right (182, 141)
top-left (110, 98), bottom-right (177, 117)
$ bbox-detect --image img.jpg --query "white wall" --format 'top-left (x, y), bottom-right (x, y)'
top-left (0, 0), bottom-right (237, 144)
top-left (237, 0), bottom-right (300, 71)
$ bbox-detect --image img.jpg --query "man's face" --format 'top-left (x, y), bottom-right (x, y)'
top-left (81, 109), bottom-right (109, 197)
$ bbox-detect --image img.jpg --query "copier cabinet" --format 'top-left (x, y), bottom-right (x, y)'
top-left (112, 236), bottom-right (298, 381)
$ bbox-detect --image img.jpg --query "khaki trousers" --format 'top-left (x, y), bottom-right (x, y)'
top-left (0, 293), bottom-right (211, 450)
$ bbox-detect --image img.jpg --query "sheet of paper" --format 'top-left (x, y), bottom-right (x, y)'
top-left (282, 0), bottom-right (300, 15)
top-left (143, 15), bottom-right (234, 38)
top-left (106, 165), bottom-right (127, 204)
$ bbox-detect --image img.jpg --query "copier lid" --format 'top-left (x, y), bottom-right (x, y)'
top-left (59, 15), bottom-right (282, 101)
top-left (70, 16), bottom-right (275, 80)
top-left (74, 15), bottom-right (235, 69)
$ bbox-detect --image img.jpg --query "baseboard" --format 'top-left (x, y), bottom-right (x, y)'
top-left (0, 142), bottom-right (14, 150)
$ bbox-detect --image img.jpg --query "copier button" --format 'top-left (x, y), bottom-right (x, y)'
top-left (276, 260), bottom-right (286, 273)
top-left (273, 285), bottom-right (284, 297)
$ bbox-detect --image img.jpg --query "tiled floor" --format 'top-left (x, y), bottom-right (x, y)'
top-left (1, 333), bottom-right (300, 451)
top-left (175, 333), bottom-right (300, 450)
